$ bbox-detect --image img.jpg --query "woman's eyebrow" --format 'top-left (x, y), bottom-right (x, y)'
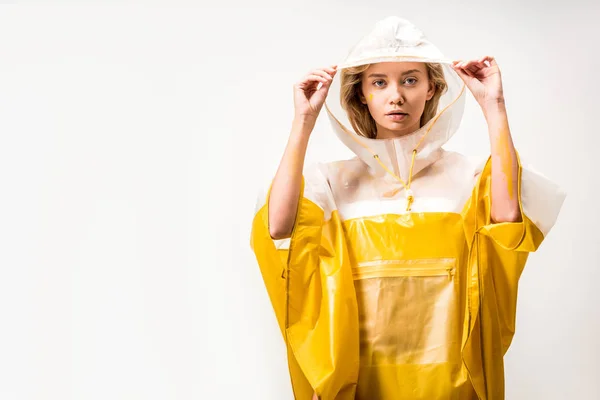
top-left (366, 69), bottom-right (422, 78)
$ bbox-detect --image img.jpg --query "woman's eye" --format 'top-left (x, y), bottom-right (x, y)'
top-left (404, 78), bottom-right (418, 85)
top-left (373, 80), bottom-right (385, 87)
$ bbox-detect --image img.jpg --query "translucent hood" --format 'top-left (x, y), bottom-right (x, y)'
top-left (324, 16), bottom-right (467, 182)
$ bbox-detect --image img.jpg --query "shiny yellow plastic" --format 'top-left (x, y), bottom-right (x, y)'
top-left (250, 152), bottom-right (545, 399)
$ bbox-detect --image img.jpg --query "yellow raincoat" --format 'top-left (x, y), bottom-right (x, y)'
top-left (250, 16), bottom-right (566, 400)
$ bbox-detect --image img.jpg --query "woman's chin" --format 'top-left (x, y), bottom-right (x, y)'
top-left (383, 120), bottom-right (411, 131)
top-left (380, 116), bottom-right (411, 128)
top-left (377, 121), bottom-right (421, 138)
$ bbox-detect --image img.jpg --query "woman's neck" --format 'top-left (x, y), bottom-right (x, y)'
top-left (375, 122), bottom-right (423, 140)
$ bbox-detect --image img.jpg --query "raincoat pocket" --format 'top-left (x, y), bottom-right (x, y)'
top-left (352, 257), bottom-right (461, 366)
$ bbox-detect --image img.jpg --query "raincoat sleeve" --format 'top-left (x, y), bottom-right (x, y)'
top-left (463, 151), bottom-right (566, 253)
top-left (460, 152), bottom-right (566, 399)
top-left (250, 163), bottom-right (359, 400)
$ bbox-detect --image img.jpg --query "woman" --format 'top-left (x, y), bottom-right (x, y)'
top-left (250, 16), bottom-right (565, 400)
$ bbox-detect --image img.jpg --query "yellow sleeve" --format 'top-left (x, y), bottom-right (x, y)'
top-left (250, 163), bottom-right (359, 400)
top-left (460, 152), bottom-right (566, 399)
top-left (462, 151), bottom-right (566, 252)
top-left (462, 152), bottom-right (566, 351)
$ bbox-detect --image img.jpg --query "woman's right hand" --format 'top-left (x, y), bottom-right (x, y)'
top-left (293, 65), bottom-right (337, 122)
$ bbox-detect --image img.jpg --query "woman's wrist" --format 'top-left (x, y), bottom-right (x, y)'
top-left (482, 97), bottom-right (506, 120)
top-left (293, 113), bottom-right (318, 126)
top-left (291, 115), bottom-right (317, 138)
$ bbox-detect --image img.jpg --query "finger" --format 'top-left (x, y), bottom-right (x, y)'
top-left (310, 69), bottom-right (334, 80)
top-left (479, 56), bottom-right (497, 67)
top-left (458, 59), bottom-right (484, 71)
top-left (455, 60), bottom-right (470, 68)
top-left (466, 63), bottom-right (481, 75)
top-left (453, 63), bottom-right (475, 79)
top-left (310, 73), bottom-right (330, 82)
top-left (451, 63), bottom-right (465, 76)
top-left (301, 74), bottom-right (329, 85)
top-left (461, 59), bottom-right (482, 71)
top-left (462, 66), bottom-right (477, 78)
top-left (452, 60), bottom-right (475, 78)
top-left (472, 59), bottom-right (487, 68)
top-left (313, 79), bottom-right (335, 94)
top-left (461, 60), bottom-right (487, 77)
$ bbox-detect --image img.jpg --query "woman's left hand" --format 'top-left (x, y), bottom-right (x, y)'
top-left (451, 56), bottom-right (504, 109)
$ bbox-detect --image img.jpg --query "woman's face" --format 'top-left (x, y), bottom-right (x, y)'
top-left (360, 62), bottom-right (435, 139)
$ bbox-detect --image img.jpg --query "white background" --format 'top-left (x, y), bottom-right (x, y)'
top-left (0, 1), bottom-right (598, 399)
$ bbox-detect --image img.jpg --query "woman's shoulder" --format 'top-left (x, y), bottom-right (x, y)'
top-left (434, 149), bottom-right (488, 178)
top-left (305, 156), bottom-right (365, 183)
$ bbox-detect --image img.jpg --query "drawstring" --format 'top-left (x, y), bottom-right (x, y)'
top-left (374, 147), bottom-right (418, 211)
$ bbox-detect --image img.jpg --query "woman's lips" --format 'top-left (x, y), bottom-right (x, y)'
top-left (386, 113), bottom-right (408, 121)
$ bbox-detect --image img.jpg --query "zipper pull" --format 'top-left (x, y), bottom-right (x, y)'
top-left (405, 189), bottom-right (414, 211)
top-left (447, 268), bottom-right (454, 280)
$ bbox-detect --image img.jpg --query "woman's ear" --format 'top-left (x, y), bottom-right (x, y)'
top-left (426, 81), bottom-right (435, 101)
top-left (359, 89), bottom-right (368, 104)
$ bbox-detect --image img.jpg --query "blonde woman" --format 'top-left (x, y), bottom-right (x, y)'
top-left (250, 16), bottom-right (565, 400)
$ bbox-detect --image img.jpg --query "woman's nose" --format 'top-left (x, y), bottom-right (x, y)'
top-left (389, 84), bottom-right (405, 104)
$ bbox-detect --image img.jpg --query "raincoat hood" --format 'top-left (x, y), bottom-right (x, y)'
top-left (325, 16), bottom-right (467, 184)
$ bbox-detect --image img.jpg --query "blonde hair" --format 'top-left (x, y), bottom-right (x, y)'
top-left (340, 62), bottom-right (448, 139)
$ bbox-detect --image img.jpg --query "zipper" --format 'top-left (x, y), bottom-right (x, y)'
top-left (353, 258), bottom-right (456, 281)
